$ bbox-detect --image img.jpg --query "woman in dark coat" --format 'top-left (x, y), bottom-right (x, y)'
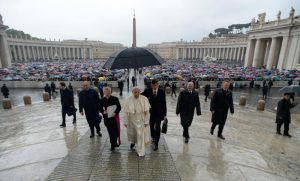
top-left (176, 82), bottom-right (201, 143)
top-left (276, 93), bottom-right (296, 137)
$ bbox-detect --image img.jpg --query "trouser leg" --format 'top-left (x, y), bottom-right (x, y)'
top-left (183, 126), bottom-right (189, 138)
top-left (61, 110), bottom-right (66, 125)
top-left (218, 119), bottom-right (227, 136)
top-left (150, 119), bottom-right (155, 140)
top-left (154, 119), bottom-right (161, 146)
top-left (211, 122), bottom-right (217, 132)
top-left (88, 121), bottom-right (95, 135)
top-left (283, 122), bottom-right (290, 135)
top-left (277, 123), bottom-right (282, 133)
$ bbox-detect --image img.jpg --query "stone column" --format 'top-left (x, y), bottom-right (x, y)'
top-left (183, 48), bottom-right (186, 60)
top-left (22, 46), bottom-right (27, 62)
top-left (277, 36), bottom-right (289, 69)
top-left (244, 39), bottom-right (255, 67)
top-left (241, 47), bottom-right (245, 62)
top-left (252, 39), bottom-right (263, 67)
top-left (12, 45), bottom-right (18, 61)
top-left (72, 48), bottom-right (76, 59)
top-left (31, 46), bottom-right (36, 60)
top-left (0, 24), bottom-right (12, 67)
top-left (263, 40), bottom-right (271, 66)
top-left (266, 37), bottom-right (278, 70)
top-left (90, 48), bottom-right (93, 59)
top-left (27, 46), bottom-right (31, 61)
top-left (237, 47), bottom-right (241, 61)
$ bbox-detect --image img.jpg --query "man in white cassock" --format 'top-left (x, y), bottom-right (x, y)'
top-left (123, 87), bottom-right (151, 157)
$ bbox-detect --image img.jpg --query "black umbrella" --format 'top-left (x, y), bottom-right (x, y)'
top-left (279, 85), bottom-right (300, 93)
top-left (103, 47), bottom-right (165, 70)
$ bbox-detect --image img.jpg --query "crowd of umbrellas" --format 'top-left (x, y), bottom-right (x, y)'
top-left (143, 60), bottom-right (300, 82)
top-left (0, 60), bottom-right (125, 81)
top-left (1, 59), bottom-right (300, 82)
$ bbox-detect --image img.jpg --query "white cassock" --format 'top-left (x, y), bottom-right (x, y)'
top-left (123, 95), bottom-right (151, 157)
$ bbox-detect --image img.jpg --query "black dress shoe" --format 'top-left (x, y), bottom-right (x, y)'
top-left (210, 129), bottom-right (214, 135)
top-left (130, 143), bottom-right (135, 150)
top-left (276, 131), bottom-right (281, 135)
top-left (97, 132), bottom-right (102, 137)
top-left (90, 135), bottom-right (95, 138)
top-left (184, 138), bottom-right (189, 143)
top-left (153, 145), bottom-right (158, 151)
top-left (60, 124), bottom-right (66, 128)
top-left (72, 121), bottom-right (76, 124)
top-left (283, 133), bottom-right (292, 138)
top-left (218, 135), bottom-right (225, 140)
top-left (110, 146), bottom-right (115, 151)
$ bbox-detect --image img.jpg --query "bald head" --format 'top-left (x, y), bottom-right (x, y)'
top-left (187, 82), bottom-right (194, 92)
top-left (82, 81), bottom-right (90, 91)
top-left (132, 87), bottom-right (141, 98)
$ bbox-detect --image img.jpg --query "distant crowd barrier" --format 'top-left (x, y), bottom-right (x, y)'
top-left (0, 80), bottom-right (293, 90)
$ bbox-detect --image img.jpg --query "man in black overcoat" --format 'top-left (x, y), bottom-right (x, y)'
top-left (44, 83), bottom-right (51, 99)
top-left (276, 93), bottom-right (297, 137)
top-left (176, 82), bottom-right (201, 143)
top-left (210, 80), bottom-right (234, 140)
top-left (204, 83), bottom-right (211, 102)
top-left (79, 81), bottom-right (102, 138)
top-left (1, 84), bottom-right (9, 98)
top-left (142, 79), bottom-right (167, 150)
top-left (59, 82), bottom-right (76, 127)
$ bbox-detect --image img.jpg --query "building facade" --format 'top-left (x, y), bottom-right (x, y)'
top-left (0, 15), bottom-right (126, 67)
top-left (147, 8), bottom-right (300, 70)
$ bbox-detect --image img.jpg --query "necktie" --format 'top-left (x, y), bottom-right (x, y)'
top-left (153, 90), bottom-right (157, 97)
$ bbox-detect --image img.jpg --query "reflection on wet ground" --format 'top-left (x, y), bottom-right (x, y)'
top-left (0, 74), bottom-right (300, 181)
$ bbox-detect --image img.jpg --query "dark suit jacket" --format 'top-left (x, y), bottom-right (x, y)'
top-left (142, 88), bottom-right (167, 120)
top-left (60, 88), bottom-right (74, 108)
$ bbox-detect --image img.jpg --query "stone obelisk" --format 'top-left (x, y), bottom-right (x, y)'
top-left (132, 11), bottom-right (136, 48)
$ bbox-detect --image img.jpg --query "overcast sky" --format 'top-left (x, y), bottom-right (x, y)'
top-left (0, 0), bottom-right (299, 46)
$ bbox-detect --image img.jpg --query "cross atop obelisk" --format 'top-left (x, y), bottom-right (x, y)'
top-left (132, 10), bottom-right (136, 48)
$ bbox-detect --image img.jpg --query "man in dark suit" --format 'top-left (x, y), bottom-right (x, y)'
top-left (79, 81), bottom-right (102, 138)
top-left (44, 83), bottom-right (51, 99)
top-left (176, 82), bottom-right (201, 143)
top-left (142, 79), bottom-right (167, 151)
top-left (276, 93), bottom-right (297, 137)
top-left (59, 82), bottom-right (76, 127)
top-left (204, 83), bottom-right (211, 102)
top-left (210, 80), bottom-right (234, 140)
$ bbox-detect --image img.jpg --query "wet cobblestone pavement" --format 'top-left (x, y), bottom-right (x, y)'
top-left (0, 76), bottom-right (300, 181)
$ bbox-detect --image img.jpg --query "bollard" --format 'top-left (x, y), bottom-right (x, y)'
top-left (77, 88), bottom-right (82, 96)
top-left (2, 98), bottom-right (12, 109)
top-left (257, 100), bottom-right (265, 111)
top-left (23, 96), bottom-right (32, 105)
top-left (239, 96), bottom-right (246, 106)
top-left (208, 90), bottom-right (215, 98)
top-left (165, 87), bottom-right (171, 95)
top-left (180, 88), bottom-right (185, 92)
top-left (43, 92), bottom-right (50, 102)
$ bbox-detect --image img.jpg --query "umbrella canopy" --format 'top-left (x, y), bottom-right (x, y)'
top-left (103, 47), bottom-right (165, 70)
top-left (279, 85), bottom-right (300, 93)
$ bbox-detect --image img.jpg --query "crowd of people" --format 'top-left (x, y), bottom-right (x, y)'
top-left (0, 60), bottom-right (124, 81)
top-left (143, 60), bottom-right (300, 82)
